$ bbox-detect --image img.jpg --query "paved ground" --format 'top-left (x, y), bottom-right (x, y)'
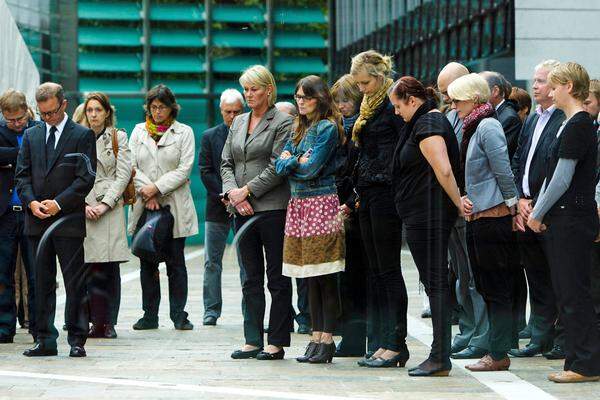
top-left (1, 245), bottom-right (598, 400)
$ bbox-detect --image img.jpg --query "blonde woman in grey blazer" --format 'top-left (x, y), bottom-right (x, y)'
top-left (448, 73), bottom-right (518, 373)
top-left (221, 65), bottom-right (293, 361)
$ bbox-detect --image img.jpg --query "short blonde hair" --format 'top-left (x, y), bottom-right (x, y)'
top-left (331, 74), bottom-right (363, 106)
top-left (0, 89), bottom-right (28, 113)
top-left (448, 73), bottom-right (491, 104)
top-left (350, 50), bottom-right (393, 80)
top-left (588, 79), bottom-right (600, 103)
top-left (239, 65), bottom-right (277, 107)
top-left (548, 62), bottom-right (590, 102)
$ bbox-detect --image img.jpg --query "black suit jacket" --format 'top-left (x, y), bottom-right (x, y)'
top-left (198, 123), bottom-right (230, 223)
top-left (496, 101), bottom-right (522, 160)
top-left (512, 108), bottom-right (566, 199)
top-left (0, 120), bottom-right (42, 216)
top-left (15, 118), bottom-right (97, 237)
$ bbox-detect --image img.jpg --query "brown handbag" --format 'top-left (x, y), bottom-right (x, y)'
top-left (111, 129), bottom-right (137, 205)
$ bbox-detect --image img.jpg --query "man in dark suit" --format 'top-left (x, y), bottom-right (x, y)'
top-left (15, 82), bottom-right (96, 357)
top-left (0, 89), bottom-right (41, 344)
top-left (198, 89), bottom-right (244, 326)
top-left (511, 60), bottom-right (565, 359)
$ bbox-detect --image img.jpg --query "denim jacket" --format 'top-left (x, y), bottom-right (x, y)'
top-left (275, 119), bottom-right (339, 198)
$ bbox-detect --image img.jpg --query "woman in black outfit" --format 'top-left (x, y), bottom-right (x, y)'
top-left (350, 50), bottom-right (409, 368)
top-left (390, 77), bottom-right (463, 376)
top-left (528, 62), bottom-right (600, 383)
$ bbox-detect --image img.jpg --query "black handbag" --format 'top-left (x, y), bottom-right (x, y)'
top-left (131, 205), bottom-right (175, 263)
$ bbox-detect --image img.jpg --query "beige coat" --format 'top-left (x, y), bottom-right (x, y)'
top-left (127, 120), bottom-right (198, 238)
top-left (84, 128), bottom-right (132, 263)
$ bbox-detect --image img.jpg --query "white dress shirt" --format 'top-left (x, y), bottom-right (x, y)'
top-left (495, 99), bottom-right (505, 111)
top-left (522, 105), bottom-right (556, 197)
top-left (45, 113), bottom-right (68, 148)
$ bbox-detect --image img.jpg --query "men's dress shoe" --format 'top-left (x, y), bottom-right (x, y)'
top-left (256, 348), bottom-right (285, 360)
top-left (203, 316), bottom-right (217, 326)
top-left (23, 343), bottom-right (58, 357)
top-left (450, 344), bottom-right (467, 354)
top-left (408, 359), bottom-right (452, 377)
top-left (548, 370), bottom-right (600, 383)
top-left (451, 346), bottom-right (488, 359)
top-left (465, 355), bottom-right (510, 372)
top-left (509, 343), bottom-right (542, 357)
top-left (69, 346), bottom-right (86, 357)
top-left (297, 342), bottom-right (319, 363)
top-left (133, 318), bottom-right (158, 330)
top-left (88, 324), bottom-right (104, 338)
top-left (62, 324), bottom-right (68, 331)
top-left (104, 325), bottom-right (117, 339)
top-left (519, 325), bottom-right (532, 339)
top-left (231, 347), bottom-right (263, 359)
top-left (174, 319), bottom-right (194, 330)
top-left (297, 324), bottom-right (311, 334)
top-left (543, 345), bottom-right (565, 360)
top-left (0, 336), bottom-right (14, 344)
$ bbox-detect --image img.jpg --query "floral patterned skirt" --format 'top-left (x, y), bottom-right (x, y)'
top-left (282, 194), bottom-right (345, 278)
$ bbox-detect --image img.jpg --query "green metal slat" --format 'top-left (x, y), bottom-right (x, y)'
top-left (212, 30), bottom-right (264, 48)
top-left (273, 7), bottom-right (326, 24)
top-left (79, 77), bottom-right (143, 93)
top-left (78, 52), bottom-right (142, 72)
top-left (151, 54), bottom-right (205, 73)
top-left (274, 56), bottom-right (327, 74)
top-left (212, 5), bottom-right (264, 23)
top-left (150, 3), bottom-right (205, 22)
top-left (150, 79), bottom-right (204, 95)
top-left (274, 31), bottom-right (326, 49)
top-left (178, 100), bottom-right (208, 123)
top-left (79, 26), bottom-right (141, 47)
top-left (78, 1), bottom-right (141, 21)
top-left (212, 56), bottom-right (263, 74)
top-left (151, 29), bottom-right (205, 48)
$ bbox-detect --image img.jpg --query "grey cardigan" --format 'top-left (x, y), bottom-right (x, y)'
top-left (221, 107), bottom-right (293, 212)
top-left (465, 118), bottom-right (518, 213)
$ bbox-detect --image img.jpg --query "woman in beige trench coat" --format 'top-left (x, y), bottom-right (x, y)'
top-left (80, 92), bottom-right (132, 339)
top-left (128, 84), bottom-right (198, 331)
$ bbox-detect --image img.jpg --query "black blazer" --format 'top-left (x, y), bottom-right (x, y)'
top-left (15, 118), bottom-right (97, 237)
top-left (512, 108), bottom-right (565, 199)
top-left (496, 101), bottom-right (522, 160)
top-left (0, 120), bottom-right (41, 216)
top-left (198, 123), bottom-right (230, 223)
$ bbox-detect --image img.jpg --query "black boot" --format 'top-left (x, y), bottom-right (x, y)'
top-left (309, 342), bottom-right (336, 364)
top-left (297, 342), bottom-right (319, 363)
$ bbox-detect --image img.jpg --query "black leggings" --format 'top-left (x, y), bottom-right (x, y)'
top-left (308, 273), bottom-right (340, 333)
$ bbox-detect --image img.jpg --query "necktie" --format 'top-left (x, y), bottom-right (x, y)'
top-left (46, 126), bottom-right (57, 169)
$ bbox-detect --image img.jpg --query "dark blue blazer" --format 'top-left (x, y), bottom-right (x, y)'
top-left (15, 118), bottom-right (97, 237)
top-left (198, 123), bottom-right (230, 223)
top-left (0, 120), bottom-right (42, 216)
top-left (496, 100), bottom-right (522, 160)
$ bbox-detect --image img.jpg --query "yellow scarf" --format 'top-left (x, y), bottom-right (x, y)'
top-left (146, 116), bottom-right (174, 142)
top-left (352, 78), bottom-right (394, 144)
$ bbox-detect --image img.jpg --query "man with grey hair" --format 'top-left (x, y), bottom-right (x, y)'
top-left (480, 71), bottom-right (522, 158)
top-left (275, 101), bottom-right (298, 117)
top-left (15, 82), bottom-right (96, 358)
top-left (198, 88), bottom-right (244, 326)
top-left (511, 59), bottom-right (565, 359)
top-left (437, 62), bottom-right (490, 360)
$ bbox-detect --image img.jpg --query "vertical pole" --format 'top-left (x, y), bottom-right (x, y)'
top-left (328, 0), bottom-right (336, 85)
top-left (142, 0), bottom-right (151, 92)
top-left (266, 0), bottom-right (274, 73)
top-left (205, 0), bottom-right (214, 128)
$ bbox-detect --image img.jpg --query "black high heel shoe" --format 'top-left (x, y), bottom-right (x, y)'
top-left (365, 353), bottom-right (409, 368)
top-left (408, 359), bottom-right (452, 377)
top-left (256, 348), bottom-right (285, 360)
top-left (297, 342), bottom-right (319, 363)
top-left (309, 342), bottom-right (336, 364)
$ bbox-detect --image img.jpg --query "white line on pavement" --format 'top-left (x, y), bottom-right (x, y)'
top-left (0, 370), bottom-right (372, 400)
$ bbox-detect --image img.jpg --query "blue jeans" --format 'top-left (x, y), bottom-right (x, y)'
top-left (0, 209), bottom-right (36, 338)
top-left (203, 221), bottom-right (236, 319)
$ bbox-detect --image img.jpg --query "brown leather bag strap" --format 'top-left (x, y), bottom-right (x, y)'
top-left (111, 129), bottom-right (119, 157)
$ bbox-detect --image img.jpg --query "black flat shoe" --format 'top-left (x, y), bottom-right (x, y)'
top-left (309, 342), bottom-right (336, 364)
top-left (23, 343), bottom-right (58, 357)
top-left (174, 319), bottom-right (194, 330)
top-left (104, 325), bottom-right (117, 339)
top-left (451, 346), bottom-right (488, 359)
top-left (508, 343), bottom-right (542, 358)
top-left (256, 348), bottom-right (285, 360)
top-left (231, 347), bottom-right (263, 359)
top-left (203, 316), bottom-right (217, 326)
top-left (297, 342), bottom-right (319, 363)
top-left (69, 345), bottom-right (86, 358)
top-left (408, 359), bottom-right (451, 377)
top-left (133, 317), bottom-right (158, 330)
top-left (365, 353), bottom-right (409, 368)
top-left (88, 324), bottom-right (104, 338)
top-left (543, 345), bottom-right (565, 360)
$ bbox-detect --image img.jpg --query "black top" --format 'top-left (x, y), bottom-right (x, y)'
top-left (496, 101), bottom-right (523, 160)
top-left (393, 111), bottom-right (460, 218)
top-left (198, 123), bottom-right (231, 223)
top-left (335, 116), bottom-right (359, 209)
top-left (545, 111), bottom-right (598, 217)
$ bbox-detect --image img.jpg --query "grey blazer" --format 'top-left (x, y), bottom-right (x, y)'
top-left (221, 106), bottom-right (293, 212)
top-left (465, 118), bottom-right (518, 213)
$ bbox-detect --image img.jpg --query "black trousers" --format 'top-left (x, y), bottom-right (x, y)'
top-left (139, 237), bottom-right (189, 324)
top-left (358, 187), bottom-right (407, 352)
top-left (517, 226), bottom-right (558, 347)
top-left (512, 262), bottom-right (529, 346)
top-left (308, 273), bottom-right (340, 333)
top-left (544, 214), bottom-right (600, 376)
top-left (337, 216), bottom-right (367, 353)
top-left (466, 216), bottom-right (516, 360)
top-left (30, 235), bottom-right (88, 348)
top-left (590, 242), bottom-right (600, 316)
top-left (405, 210), bottom-right (455, 363)
top-left (234, 210), bottom-right (292, 348)
top-left (86, 262), bottom-right (121, 326)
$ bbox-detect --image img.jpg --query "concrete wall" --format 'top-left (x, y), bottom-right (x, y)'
top-left (515, 0), bottom-right (600, 79)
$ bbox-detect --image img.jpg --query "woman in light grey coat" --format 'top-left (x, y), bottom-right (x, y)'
top-left (81, 92), bottom-right (132, 339)
top-left (448, 74), bottom-right (518, 372)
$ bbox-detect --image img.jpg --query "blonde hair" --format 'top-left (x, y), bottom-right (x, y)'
top-left (0, 89), bottom-right (28, 113)
top-left (447, 73), bottom-right (491, 104)
top-left (239, 65), bottom-right (277, 107)
top-left (350, 50), bottom-right (393, 80)
top-left (588, 79), bottom-right (600, 103)
top-left (548, 62), bottom-right (590, 102)
top-left (331, 74), bottom-right (363, 107)
top-left (72, 103), bottom-right (86, 126)
top-left (535, 59), bottom-right (561, 73)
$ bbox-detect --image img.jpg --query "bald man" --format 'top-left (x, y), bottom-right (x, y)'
top-left (437, 63), bottom-right (490, 360)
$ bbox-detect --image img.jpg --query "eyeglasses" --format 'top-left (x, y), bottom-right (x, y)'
top-left (294, 95), bottom-right (315, 102)
top-left (37, 102), bottom-right (64, 119)
top-left (4, 113), bottom-right (29, 124)
top-left (150, 105), bottom-right (169, 113)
